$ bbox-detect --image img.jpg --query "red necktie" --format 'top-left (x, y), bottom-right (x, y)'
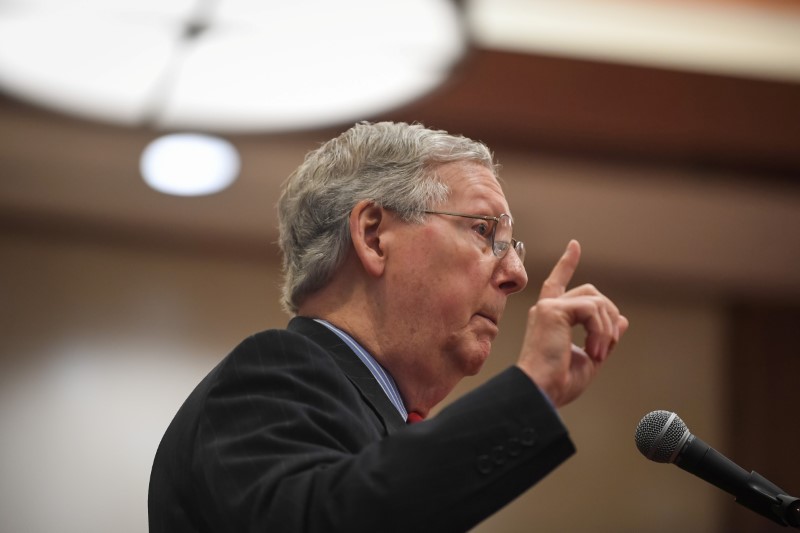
top-left (406, 411), bottom-right (424, 424)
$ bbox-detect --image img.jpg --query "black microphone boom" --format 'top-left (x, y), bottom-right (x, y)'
top-left (635, 410), bottom-right (800, 528)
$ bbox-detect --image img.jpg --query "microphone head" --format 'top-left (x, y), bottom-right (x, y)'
top-left (635, 410), bottom-right (690, 463)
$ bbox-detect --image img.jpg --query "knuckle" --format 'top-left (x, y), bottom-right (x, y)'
top-left (533, 299), bottom-right (557, 314)
top-left (582, 283), bottom-right (599, 294)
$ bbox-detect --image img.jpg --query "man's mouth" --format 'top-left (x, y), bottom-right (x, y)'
top-left (476, 312), bottom-right (498, 327)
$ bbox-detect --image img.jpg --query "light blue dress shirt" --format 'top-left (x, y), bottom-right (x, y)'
top-left (314, 319), bottom-right (408, 420)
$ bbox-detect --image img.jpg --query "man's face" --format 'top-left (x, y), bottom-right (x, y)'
top-left (380, 160), bottom-right (528, 390)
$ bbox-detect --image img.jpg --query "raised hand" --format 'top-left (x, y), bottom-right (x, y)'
top-left (516, 240), bottom-right (629, 407)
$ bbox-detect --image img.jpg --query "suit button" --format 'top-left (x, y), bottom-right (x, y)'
top-left (476, 454), bottom-right (493, 474)
top-left (492, 445), bottom-right (507, 466)
top-left (521, 427), bottom-right (538, 447)
top-left (507, 437), bottom-right (522, 457)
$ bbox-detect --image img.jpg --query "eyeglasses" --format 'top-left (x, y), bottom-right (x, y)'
top-left (423, 210), bottom-right (525, 262)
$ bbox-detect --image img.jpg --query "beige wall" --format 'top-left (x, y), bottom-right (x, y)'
top-left (0, 226), bottom-right (732, 533)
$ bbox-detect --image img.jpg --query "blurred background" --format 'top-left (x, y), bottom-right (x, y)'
top-left (1, 0), bottom-right (799, 532)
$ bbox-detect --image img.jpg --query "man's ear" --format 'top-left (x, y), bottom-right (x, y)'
top-left (349, 200), bottom-right (388, 278)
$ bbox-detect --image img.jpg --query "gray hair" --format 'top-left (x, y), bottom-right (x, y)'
top-left (277, 121), bottom-right (497, 314)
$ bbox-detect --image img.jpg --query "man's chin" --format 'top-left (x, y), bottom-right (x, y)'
top-left (462, 340), bottom-right (492, 376)
top-left (445, 328), bottom-right (494, 376)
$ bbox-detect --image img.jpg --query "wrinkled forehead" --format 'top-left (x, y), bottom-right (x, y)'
top-left (435, 160), bottom-right (509, 214)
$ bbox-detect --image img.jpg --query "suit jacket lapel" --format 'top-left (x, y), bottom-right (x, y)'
top-left (287, 316), bottom-right (407, 435)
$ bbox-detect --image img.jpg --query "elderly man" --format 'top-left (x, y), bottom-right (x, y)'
top-left (148, 121), bottom-right (628, 532)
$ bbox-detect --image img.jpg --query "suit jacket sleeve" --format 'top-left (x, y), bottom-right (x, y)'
top-left (148, 322), bottom-right (575, 533)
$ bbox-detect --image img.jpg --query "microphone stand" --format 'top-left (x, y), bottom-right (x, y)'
top-left (735, 471), bottom-right (800, 528)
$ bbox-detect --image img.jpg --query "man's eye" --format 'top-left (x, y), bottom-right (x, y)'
top-left (474, 222), bottom-right (490, 236)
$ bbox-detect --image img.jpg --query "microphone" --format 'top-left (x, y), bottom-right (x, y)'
top-left (635, 410), bottom-right (800, 528)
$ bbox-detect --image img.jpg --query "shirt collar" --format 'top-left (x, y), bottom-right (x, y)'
top-left (313, 319), bottom-right (408, 419)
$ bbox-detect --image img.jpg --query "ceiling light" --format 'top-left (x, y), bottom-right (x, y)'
top-left (140, 133), bottom-right (240, 196)
top-left (0, 0), bottom-right (465, 131)
top-left (467, 0), bottom-right (800, 82)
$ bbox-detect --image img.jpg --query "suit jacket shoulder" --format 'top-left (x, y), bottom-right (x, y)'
top-left (148, 318), bottom-right (575, 533)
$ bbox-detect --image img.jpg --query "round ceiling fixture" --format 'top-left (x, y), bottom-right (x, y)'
top-left (140, 133), bottom-right (240, 196)
top-left (0, 0), bottom-right (466, 132)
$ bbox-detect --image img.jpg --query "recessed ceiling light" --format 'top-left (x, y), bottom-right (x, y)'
top-left (140, 133), bottom-right (240, 196)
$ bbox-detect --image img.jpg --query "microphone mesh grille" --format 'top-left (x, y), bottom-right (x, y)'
top-left (634, 410), bottom-right (688, 463)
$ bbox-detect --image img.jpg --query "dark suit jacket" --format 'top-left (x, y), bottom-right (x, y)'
top-left (148, 317), bottom-right (575, 532)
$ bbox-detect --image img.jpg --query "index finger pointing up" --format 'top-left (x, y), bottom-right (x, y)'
top-left (539, 240), bottom-right (581, 299)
